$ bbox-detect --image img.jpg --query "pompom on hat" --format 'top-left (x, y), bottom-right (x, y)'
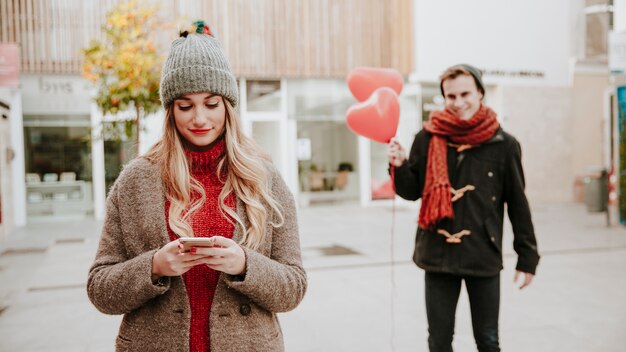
top-left (159, 20), bottom-right (238, 109)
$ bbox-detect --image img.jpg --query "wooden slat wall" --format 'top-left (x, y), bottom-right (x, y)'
top-left (0, 0), bottom-right (120, 74)
top-left (1, 0), bottom-right (413, 78)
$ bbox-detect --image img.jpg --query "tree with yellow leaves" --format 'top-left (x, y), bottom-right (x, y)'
top-left (82, 1), bottom-right (162, 152)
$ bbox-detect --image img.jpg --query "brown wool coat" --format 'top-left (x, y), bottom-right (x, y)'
top-left (87, 157), bottom-right (307, 352)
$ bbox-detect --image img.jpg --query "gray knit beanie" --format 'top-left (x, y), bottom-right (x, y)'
top-left (160, 21), bottom-right (238, 109)
top-left (439, 63), bottom-right (485, 96)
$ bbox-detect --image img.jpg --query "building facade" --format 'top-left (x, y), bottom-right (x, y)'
top-left (0, 0), bottom-right (415, 227)
top-left (1, 0), bottom-right (622, 232)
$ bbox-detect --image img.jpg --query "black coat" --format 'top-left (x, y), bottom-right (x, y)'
top-left (393, 127), bottom-right (540, 277)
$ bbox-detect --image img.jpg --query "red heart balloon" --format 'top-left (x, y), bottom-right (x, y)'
top-left (346, 87), bottom-right (399, 144)
top-left (347, 67), bottom-right (403, 102)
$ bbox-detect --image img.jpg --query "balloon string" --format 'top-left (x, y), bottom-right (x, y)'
top-left (390, 164), bottom-right (396, 352)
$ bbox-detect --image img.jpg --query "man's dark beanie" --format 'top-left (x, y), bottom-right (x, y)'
top-left (439, 64), bottom-right (485, 96)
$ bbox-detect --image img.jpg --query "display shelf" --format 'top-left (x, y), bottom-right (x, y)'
top-left (26, 181), bottom-right (91, 216)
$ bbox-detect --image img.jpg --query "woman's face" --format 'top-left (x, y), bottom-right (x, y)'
top-left (173, 92), bottom-right (226, 147)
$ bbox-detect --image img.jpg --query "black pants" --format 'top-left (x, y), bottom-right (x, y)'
top-left (425, 272), bottom-right (501, 352)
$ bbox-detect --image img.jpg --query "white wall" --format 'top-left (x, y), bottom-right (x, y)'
top-left (0, 88), bottom-right (14, 237)
top-left (139, 111), bottom-right (165, 155)
top-left (6, 88), bottom-right (26, 226)
top-left (615, 0), bottom-right (626, 33)
top-left (252, 121), bottom-right (282, 165)
top-left (415, 0), bottom-right (572, 87)
top-left (296, 121), bottom-right (357, 173)
top-left (500, 86), bottom-right (572, 203)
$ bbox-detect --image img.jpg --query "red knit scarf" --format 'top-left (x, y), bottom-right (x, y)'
top-left (165, 139), bottom-right (236, 352)
top-left (419, 104), bottom-right (499, 230)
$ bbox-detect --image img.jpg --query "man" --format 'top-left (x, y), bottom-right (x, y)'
top-left (387, 64), bottom-right (539, 352)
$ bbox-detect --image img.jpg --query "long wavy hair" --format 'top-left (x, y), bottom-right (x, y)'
top-left (144, 98), bottom-right (284, 250)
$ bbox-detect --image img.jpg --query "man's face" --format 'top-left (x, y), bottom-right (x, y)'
top-left (441, 74), bottom-right (483, 120)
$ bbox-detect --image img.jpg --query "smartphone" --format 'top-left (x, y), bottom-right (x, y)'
top-left (179, 237), bottom-right (215, 253)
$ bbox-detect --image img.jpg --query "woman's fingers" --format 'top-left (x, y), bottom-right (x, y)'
top-left (210, 236), bottom-right (233, 248)
top-left (170, 236), bottom-right (245, 275)
top-left (199, 236), bottom-right (246, 275)
top-left (179, 252), bottom-right (212, 262)
top-left (190, 236), bottom-right (232, 255)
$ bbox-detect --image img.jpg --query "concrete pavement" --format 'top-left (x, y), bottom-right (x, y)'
top-left (0, 201), bottom-right (625, 351)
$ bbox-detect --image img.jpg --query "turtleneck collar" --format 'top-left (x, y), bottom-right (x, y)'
top-left (184, 138), bottom-right (226, 173)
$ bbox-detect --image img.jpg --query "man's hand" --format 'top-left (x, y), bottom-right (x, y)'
top-left (387, 138), bottom-right (406, 167)
top-left (514, 270), bottom-right (534, 290)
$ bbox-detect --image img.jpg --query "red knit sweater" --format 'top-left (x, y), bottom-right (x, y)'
top-left (166, 139), bottom-right (236, 352)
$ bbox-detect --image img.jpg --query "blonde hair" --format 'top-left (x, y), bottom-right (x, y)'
top-left (144, 98), bottom-right (284, 250)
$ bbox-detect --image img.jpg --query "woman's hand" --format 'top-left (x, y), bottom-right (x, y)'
top-left (151, 239), bottom-right (210, 278)
top-left (193, 236), bottom-right (247, 276)
top-left (387, 138), bottom-right (406, 167)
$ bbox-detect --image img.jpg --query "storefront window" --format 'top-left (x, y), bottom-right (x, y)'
top-left (285, 79), bottom-right (420, 204)
top-left (102, 122), bottom-right (137, 194)
top-left (250, 121), bottom-right (281, 165)
top-left (583, 0), bottom-right (613, 62)
top-left (287, 79), bottom-right (352, 122)
top-left (288, 79), bottom-right (359, 204)
top-left (23, 123), bottom-right (92, 182)
top-left (246, 80), bottom-right (281, 112)
top-left (23, 114), bottom-right (93, 217)
top-left (297, 121), bottom-right (358, 197)
top-left (420, 84), bottom-right (444, 122)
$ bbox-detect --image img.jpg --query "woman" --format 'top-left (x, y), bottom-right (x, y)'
top-left (87, 21), bottom-right (307, 352)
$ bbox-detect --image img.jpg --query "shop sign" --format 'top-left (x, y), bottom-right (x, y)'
top-left (21, 75), bottom-right (93, 114)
